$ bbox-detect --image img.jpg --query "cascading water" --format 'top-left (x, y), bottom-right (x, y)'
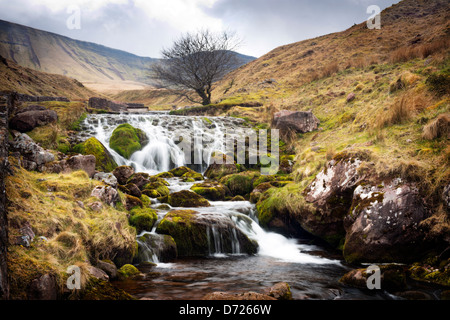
top-left (80, 112), bottom-right (339, 264)
top-left (81, 112), bottom-right (402, 300)
top-left (80, 112), bottom-right (241, 175)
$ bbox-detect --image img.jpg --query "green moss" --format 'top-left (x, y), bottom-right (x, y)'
top-left (155, 172), bottom-right (175, 179)
top-left (129, 208), bottom-right (157, 233)
top-left (79, 277), bottom-right (134, 300)
top-left (181, 171), bottom-right (204, 182)
top-left (169, 166), bottom-right (197, 177)
top-left (109, 124), bottom-right (148, 159)
top-left (69, 112), bottom-right (87, 131)
top-left (117, 264), bottom-right (141, 280)
top-left (78, 137), bottom-right (118, 172)
top-left (221, 174), bottom-right (254, 196)
top-left (167, 190), bottom-right (211, 207)
top-left (143, 181), bottom-right (170, 198)
top-left (190, 182), bottom-right (228, 201)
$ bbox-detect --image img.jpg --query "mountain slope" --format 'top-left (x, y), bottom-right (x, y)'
top-left (0, 19), bottom-right (157, 86)
top-left (213, 0), bottom-right (449, 103)
top-left (0, 20), bottom-right (256, 92)
top-left (0, 55), bottom-right (96, 100)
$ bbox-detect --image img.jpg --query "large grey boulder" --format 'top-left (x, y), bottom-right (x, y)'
top-left (91, 185), bottom-right (119, 206)
top-left (10, 108), bottom-right (58, 132)
top-left (343, 179), bottom-right (430, 263)
top-left (272, 110), bottom-right (320, 133)
top-left (299, 151), bottom-right (370, 246)
top-left (11, 133), bottom-right (55, 170)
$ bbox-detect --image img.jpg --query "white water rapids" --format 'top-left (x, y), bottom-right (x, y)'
top-left (81, 113), bottom-right (339, 266)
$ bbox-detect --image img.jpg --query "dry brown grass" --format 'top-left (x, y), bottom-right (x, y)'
top-left (321, 62), bottom-right (340, 78)
top-left (375, 92), bottom-right (430, 129)
top-left (422, 113), bottom-right (450, 140)
top-left (390, 39), bottom-right (450, 64)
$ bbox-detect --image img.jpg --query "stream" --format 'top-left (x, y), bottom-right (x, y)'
top-left (80, 112), bottom-right (398, 300)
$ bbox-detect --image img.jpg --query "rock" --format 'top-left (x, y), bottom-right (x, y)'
top-left (346, 92), bottom-right (356, 102)
top-left (10, 109), bottom-right (58, 132)
top-left (301, 151), bottom-right (371, 246)
top-left (88, 201), bottom-right (103, 212)
top-left (340, 265), bottom-right (407, 293)
top-left (272, 110), bottom-right (320, 133)
top-left (190, 181), bottom-right (230, 201)
top-left (343, 179), bottom-right (430, 263)
top-left (74, 137), bottom-right (118, 173)
top-left (156, 210), bottom-right (258, 257)
top-left (126, 172), bottom-right (151, 190)
top-left (220, 174), bottom-right (254, 197)
top-left (113, 165), bottom-right (135, 185)
top-left (231, 195), bottom-right (246, 201)
top-left (204, 152), bottom-right (238, 180)
top-left (250, 182), bottom-right (274, 203)
top-left (14, 222), bottom-right (35, 247)
top-left (94, 172), bottom-right (118, 188)
top-left (268, 282), bottom-right (292, 300)
top-left (443, 184), bottom-right (450, 212)
top-left (88, 266), bottom-right (109, 281)
top-left (137, 233), bottom-right (177, 263)
top-left (129, 207), bottom-right (158, 233)
top-left (109, 123), bottom-right (148, 159)
top-left (203, 292), bottom-right (276, 300)
top-left (120, 183), bottom-right (142, 198)
top-left (61, 155), bottom-right (96, 178)
top-left (91, 185), bottom-right (119, 206)
top-left (142, 177), bottom-right (170, 198)
top-left (169, 166), bottom-right (197, 177)
top-left (11, 133), bottom-right (55, 170)
top-left (97, 260), bottom-right (118, 280)
top-left (397, 291), bottom-right (434, 300)
top-left (167, 190), bottom-right (211, 208)
top-left (125, 195), bottom-right (143, 211)
top-left (117, 264), bottom-right (141, 280)
top-left (28, 274), bottom-right (58, 300)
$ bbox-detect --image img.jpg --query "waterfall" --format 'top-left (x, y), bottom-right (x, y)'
top-left (81, 113), bottom-right (339, 265)
top-left (81, 113), bottom-right (243, 175)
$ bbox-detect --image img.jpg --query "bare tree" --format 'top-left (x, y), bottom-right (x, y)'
top-left (152, 30), bottom-right (240, 106)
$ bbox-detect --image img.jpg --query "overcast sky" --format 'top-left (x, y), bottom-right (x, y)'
top-left (0, 0), bottom-right (401, 58)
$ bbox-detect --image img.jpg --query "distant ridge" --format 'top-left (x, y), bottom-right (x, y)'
top-left (0, 19), bottom-right (256, 89)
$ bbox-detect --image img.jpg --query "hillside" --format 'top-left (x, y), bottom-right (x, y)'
top-left (0, 19), bottom-right (156, 88)
top-left (0, 55), bottom-right (96, 100)
top-left (213, 0), bottom-right (449, 104)
top-left (0, 20), bottom-right (256, 94)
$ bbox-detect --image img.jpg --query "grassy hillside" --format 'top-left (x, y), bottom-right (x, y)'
top-left (212, 0), bottom-right (449, 104)
top-left (0, 55), bottom-right (96, 100)
top-left (0, 19), bottom-right (156, 86)
top-left (171, 0), bottom-right (450, 247)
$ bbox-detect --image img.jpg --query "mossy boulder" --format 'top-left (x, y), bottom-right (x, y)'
top-left (167, 190), bottom-right (211, 208)
top-left (113, 166), bottom-right (135, 185)
top-left (190, 181), bottom-right (230, 201)
top-left (126, 172), bottom-right (151, 190)
top-left (129, 208), bottom-right (158, 233)
top-left (125, 194), bottom-right (143, 211)
top-left (155, 210), bottom-right (258, 257)
top-left (142, 178), bottom-right (170, 199)
top-left (220, 174), bottom-right (254, 197)
top-left (156, 171), bottom-right (175, 179)
top-left (73, 137), bottom-right (118, 172)
top-left (109, 123), bottom-right (148, 159)
top-left (137, 233), bottom-right (177, 263)
top-left (181, 171), bottom-right (204, 182)
top-left (169, 166), bottom-right (194, 177)
top-left (117, 264), bottom-right (141, 280)
top-left (203, 152), bottom-right (239, 180)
